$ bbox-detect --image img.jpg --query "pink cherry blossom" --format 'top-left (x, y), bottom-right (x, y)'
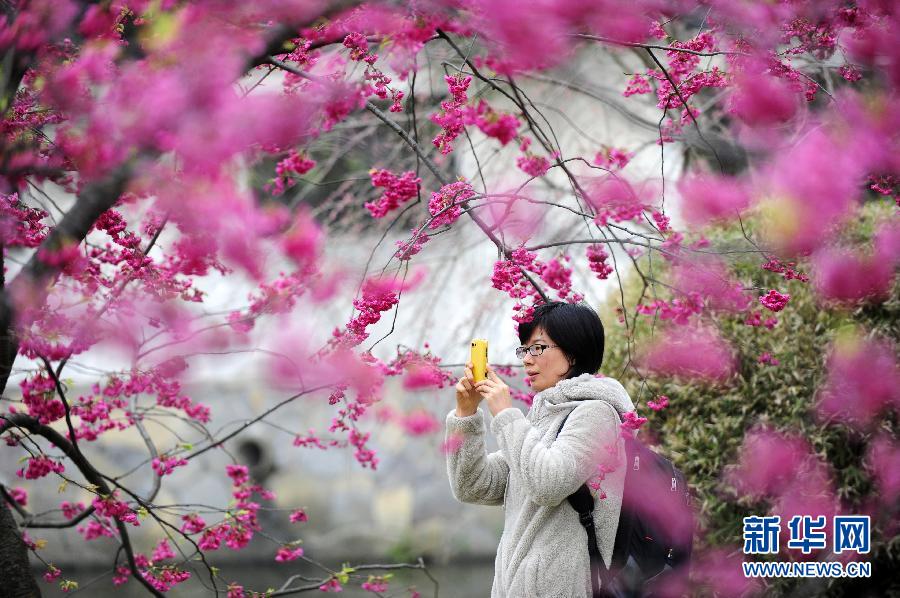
top-left (759, 289), bottom-right (790, 312)
top-left (275, 546), bottom-right (305, 562)
top-left (639, 325), bottom-right (736, 382)
top-left (677, 174), bottom-right (750, 227)
top-left (811, 245), bottom-right (894, 304)
top-left (365, 169), bottom-right (421, 219)
top-left (816, 334), bottom-right (900, 429)
top-left (646, 395), bottom-right (669, 411)
top-left (428, 181), bottom-right (475, 229)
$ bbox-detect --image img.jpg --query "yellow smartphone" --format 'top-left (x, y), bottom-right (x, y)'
top-left (470, 338), bottom-right (488, 383)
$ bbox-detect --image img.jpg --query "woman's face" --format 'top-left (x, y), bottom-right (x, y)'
top-left (521, 326), bottom-right (573, 392)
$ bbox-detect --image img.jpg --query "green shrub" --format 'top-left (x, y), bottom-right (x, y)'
top-left (598, 202), bottom-right (899, 596)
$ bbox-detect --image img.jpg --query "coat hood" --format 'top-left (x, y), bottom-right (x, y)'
top-left (534, 373), bottom-right (635, 418)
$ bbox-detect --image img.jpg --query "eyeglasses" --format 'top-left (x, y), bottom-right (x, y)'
top-left (515, 343), bottom-right (560, 359)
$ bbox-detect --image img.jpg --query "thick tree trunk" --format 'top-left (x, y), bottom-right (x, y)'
top-left (0, 499), bottom-right (41, 597)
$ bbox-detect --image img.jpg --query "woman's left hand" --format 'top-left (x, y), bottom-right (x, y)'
top-left (474, 365), bottom-right (513, 417)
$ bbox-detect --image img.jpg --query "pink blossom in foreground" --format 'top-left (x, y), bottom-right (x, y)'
top-left (394, 226), bottom-right (431, 261)
top-left (290, 509), bottom-right (309, 523)
top-left (402, 363), bottom-right (445, 390)
top-left (728, 67), bottom-right (798, 126)
top-left (483, 192), bottom-right (546, 246)
top-left (636, 294), bottom-right (703, 326)
top-left (468, 0), bottom-right (568, 74)
top-left (281, 208), bottom-right (323, 270)
top-left (811, 245), bottom-right (894, 304)
top-left (677, 174), bottom-right (750, 227)
top-left (759, 130), bottom-right (862, 255)
top-left (586, 175), bottom-right (648, 226)
top-left (671, 258), bottom-right (751, 312)
top-left (865, 435), bottom-right (900, 506)
top-left (816, 334), bottom-right (900, 429)
top-left (619, 437), bottom-right (694, 548)
top-left (689, 548), bottom-right (762, 597)
top-left (400, 410), bottom-right (441, 436)
top-left (773, 468), bottom-right (839, 560)
top-left (639, 325), bottom-right (735, 382)
top-left (441, 432), bottom-right (465, 455)
top-left (727, 427), bottom-right (812, 499)
top-left (759, 289), bottom-right (790, 312)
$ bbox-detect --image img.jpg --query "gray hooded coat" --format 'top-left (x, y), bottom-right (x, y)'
top-left (445, 373), bottom-right (636, 598)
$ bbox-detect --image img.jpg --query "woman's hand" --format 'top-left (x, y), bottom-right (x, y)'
top-left (475, 365), bottom-right (513, 417)
top-left (455, 361), bottom-right (482, 417)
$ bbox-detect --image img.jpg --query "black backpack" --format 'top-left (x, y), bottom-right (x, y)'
top-left (556, 409), bottom-right (693, 597)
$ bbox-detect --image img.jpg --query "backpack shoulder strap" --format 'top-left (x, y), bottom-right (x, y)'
top-left (556, 409), bottom-right (615, 597)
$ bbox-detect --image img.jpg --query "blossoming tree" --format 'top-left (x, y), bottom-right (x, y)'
top-left (0, 0), bottom-right (897, 595)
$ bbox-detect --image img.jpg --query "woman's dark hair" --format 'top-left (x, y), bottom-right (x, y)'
top-left (517, 301), bottom-right (605, 378)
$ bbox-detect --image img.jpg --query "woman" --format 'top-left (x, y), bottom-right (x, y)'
top-left (445, 301), bottom-right (636, 598)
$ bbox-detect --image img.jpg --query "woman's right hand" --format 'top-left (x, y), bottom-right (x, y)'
top-left (455, 361), bottom-right (482, 417)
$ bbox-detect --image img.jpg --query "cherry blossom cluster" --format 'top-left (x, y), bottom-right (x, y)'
top-left (190, 465), bottom-right (275, 556)
top-left (150, 455), bottom-right (188, 477)
top-left (538, 255), bottom-right (583, 303)
top-left (269, 149), bottom-right (316, 196)
top-left (342, 32), bottom-right (405, 112)
top-left (362, 576), bottom-right (391, 593)
top-left (394, 226), bottom-right (430, 261)
top-left (646, 395), bottom-right (669, 411)
top-left (757, 352), bottom-right (780, 367)
top-left (466, 100), bottom-right (520, 145)
top-left (744, 311), bottom-right (778, 329)
top-left (16, 455), bottom-right (65, 479)
top-left (761, 258), bottom-right (809, 282)
top-left (275, 545), bottom-right (305, 562)
top-left (343, 278), bottom-right (401, 346)
top-left (8, 486), bottom-right (27, 506)
top-left (585, 244), bottom-right (614, 280)
top-left (593, 147), bottom-right (633, 170)
top-left (430, 74), bottom-right (472, 154)
top-left (759, 289), bottom-right (791, 312)
top-left (19, 371), bottom-right (65, 425)
top-left (365, 169), bottom-right (421, 219)
top-left (428, 180), bottom-right (475, 229)
top-left (0, 192), bottom-right (49, 247)
top-left (624, 31), bottom-right (726, 139)
top-left (619, 411), bottom-right (648, 440)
